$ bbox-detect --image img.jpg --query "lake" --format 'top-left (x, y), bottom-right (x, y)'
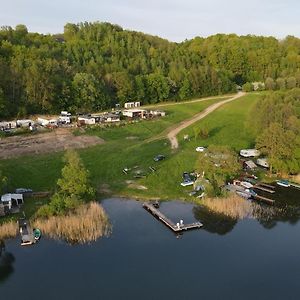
top-left (1, 189), bottom-right (300, 300)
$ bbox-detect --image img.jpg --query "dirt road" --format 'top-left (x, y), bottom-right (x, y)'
top-left (144, 94), bottom-right (232, 109)
top-left (0, 128), bottom-right (104, 159)
top-left (167, 92), bottom-right (245, 149)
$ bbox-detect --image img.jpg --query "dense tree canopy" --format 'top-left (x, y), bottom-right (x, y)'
top-left (37, 150), bottom-right (95, 216)
top-left (0, 22), bottom-right (300, 118)
top-left (252, 89), bottom-right (300, 174)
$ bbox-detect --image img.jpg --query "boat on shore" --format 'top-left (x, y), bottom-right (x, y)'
top-left (276, 180), bottom-right (290, 188)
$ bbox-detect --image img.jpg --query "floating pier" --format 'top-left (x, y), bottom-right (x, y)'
top-left (252, 195), bottom-right (275, 205)
top-left (143, 202), bottom-right (203, 232)
top-left (253, 185), bottom-right (275, 193)
top-left (290, 182), bottom-right (300, 189)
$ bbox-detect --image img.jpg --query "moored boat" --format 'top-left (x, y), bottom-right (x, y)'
top-left (33, 228), bottom-right (42, 241)
top-left (276, 180), bottom-right (290, 187)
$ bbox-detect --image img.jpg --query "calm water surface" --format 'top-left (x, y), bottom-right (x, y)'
top-left (1, 189), bottom-right (300, 300)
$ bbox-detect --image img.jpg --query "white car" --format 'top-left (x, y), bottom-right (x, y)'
top-left (196, 146), bottom-right (206, 152)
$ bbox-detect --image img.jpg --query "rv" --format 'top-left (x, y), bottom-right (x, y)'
top-left (16, 119), bottom-right (34, 128)
top-left (240, 149), bottom-right (260, 158)
top-left (58, 116), bottom-right (71, 124)
top-left (1, 194), bottom-right (23, 210)
top-left (61, 111), bottom-right (71, 117)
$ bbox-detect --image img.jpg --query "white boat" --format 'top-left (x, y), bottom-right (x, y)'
top-left (276, 180), bottom-right (290, 187)
top-left (240, 181), bottom-right (253, 189)
top-left (240, 149), bottom-right (260, 158)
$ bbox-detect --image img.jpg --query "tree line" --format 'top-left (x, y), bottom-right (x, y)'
top-left (251, 89), bottom-right (300, 174)
top-left (0, 22), bottom-right (299, 118)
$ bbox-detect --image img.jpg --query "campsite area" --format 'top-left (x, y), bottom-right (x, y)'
top-left (0, 92), bottom-right (263, 217)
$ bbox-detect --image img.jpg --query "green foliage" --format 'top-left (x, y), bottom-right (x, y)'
top-left (265, 78), bottom-right (276, 90)
top-left (242, 82), bottom-right (253, 92)
top-left (196, 145), bottom-right (240, 196)
top-left (1, 22), bottom-right (299, 118)
top-left (37, 150), bottom-right (95, 216)
top-left (0, 170), bottom-right (7, 194)
top-left (252, 89), bottom-right (300, 174)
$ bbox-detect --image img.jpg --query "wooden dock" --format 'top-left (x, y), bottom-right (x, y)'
top-left (258, 183), bottom-right (275, 189)
top-left (253, 195), bottom-right (275, 205)
top-left (143, 203), bottom-right (203, 232)
top-left (290, 182), bottom-right (300, 189)
top-left (253, 185), bottom-right (275, 193)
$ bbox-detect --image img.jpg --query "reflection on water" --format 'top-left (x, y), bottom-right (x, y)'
top-left (194, 185), bottom-right (300, 234)
top-left (0, 198), bottom-right (300, 300)
top-left (0, 240), bottom-right (15, 283)
top-left (193, 205), bottom-right (237, 235)
top-left (256, 186), bottom-right (300, 229)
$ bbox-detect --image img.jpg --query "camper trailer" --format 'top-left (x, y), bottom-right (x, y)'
top-left (16, 119), bottom-right (34, 128)
top-left (240, 149), bottom-right (260, 158)
top-left (58, 116), bottom-right (71, 124)
top-left (1, 194), bottom-right (23, 211)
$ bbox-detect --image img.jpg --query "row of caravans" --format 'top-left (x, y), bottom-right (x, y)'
top-left (0, 119), bottom-right (34, 130)
top-left (240, 149), bottom-right (269, 168)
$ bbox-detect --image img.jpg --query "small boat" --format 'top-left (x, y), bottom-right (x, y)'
top-left (245, 189), bottom-right (257, 197)
top-left (33, 228), bottom-right (42, 241)
top-left (240, 181), bottom-right (253, 189)
top-left (276, 180), bottom-right (290, 188)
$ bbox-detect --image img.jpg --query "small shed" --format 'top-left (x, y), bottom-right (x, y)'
top-left (77, 117), bottom-right (96, 126)
top-left (1, 194), bottom-right (24, 210)
top-left (104, 113), bottom-right (120, 123)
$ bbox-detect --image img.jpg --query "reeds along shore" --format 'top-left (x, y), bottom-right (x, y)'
top-left (201, 194), bottom-right (284, 221)
top-left (33, 202), bottom-right (111, 244)
top-left (0, 221), bottom-right (18, 240)
top-left (202, 195), bottom-right (254, 220)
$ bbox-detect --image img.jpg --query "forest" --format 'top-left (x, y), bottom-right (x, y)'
top-left (0, 22), bottom-right (300, 118)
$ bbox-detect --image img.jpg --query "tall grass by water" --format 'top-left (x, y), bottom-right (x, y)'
top-left (201, 194), bottom-right (284, 221)
top-left (33, 202), bottom-right (110, 244)
top-left (0, 221), bottom-right (18, 240)
top-left (201, 195), bottom-right (254, 219)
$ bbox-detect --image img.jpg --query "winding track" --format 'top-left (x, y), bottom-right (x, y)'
top-left (167, 92), bottom-right (245, 149)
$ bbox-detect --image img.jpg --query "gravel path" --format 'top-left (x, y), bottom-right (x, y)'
top-left (167, 92), bottom-right (245, 149)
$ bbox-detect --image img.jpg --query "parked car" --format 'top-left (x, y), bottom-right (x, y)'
top-left (196, 146), bottom-right (206, 152)
top-left (181, 172), bottom-right (195, 186)
top-left (15, 188), bottom-right (33, 194)
top-left (153, 155), bottom-right (165, 162)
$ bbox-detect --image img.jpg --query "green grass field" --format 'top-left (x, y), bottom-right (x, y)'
top-left (0, 93), bottom-right (263, 216)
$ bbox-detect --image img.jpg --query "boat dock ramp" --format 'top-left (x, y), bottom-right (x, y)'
top-left (252, 195), bottom-right (275, 205)
top-left (290, 182), bottom-right (300, 189)
top-left (143, 202), bottom-right (203, 232)
top-left (253, 184), bottom-right (275, 194)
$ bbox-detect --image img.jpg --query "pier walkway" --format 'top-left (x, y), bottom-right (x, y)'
top-left (143, 203), bottom-right (203, 232)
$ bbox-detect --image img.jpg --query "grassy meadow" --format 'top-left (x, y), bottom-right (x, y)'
top-left (0, 93), bottom-right (263, 216)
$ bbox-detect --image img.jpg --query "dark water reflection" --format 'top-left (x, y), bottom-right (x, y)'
top-left (0, 197), bottom-right (300, 300)
top-left (256, 185), bottom-right (300, 228)
top-left (0, 240), bottom-right (15, 283)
